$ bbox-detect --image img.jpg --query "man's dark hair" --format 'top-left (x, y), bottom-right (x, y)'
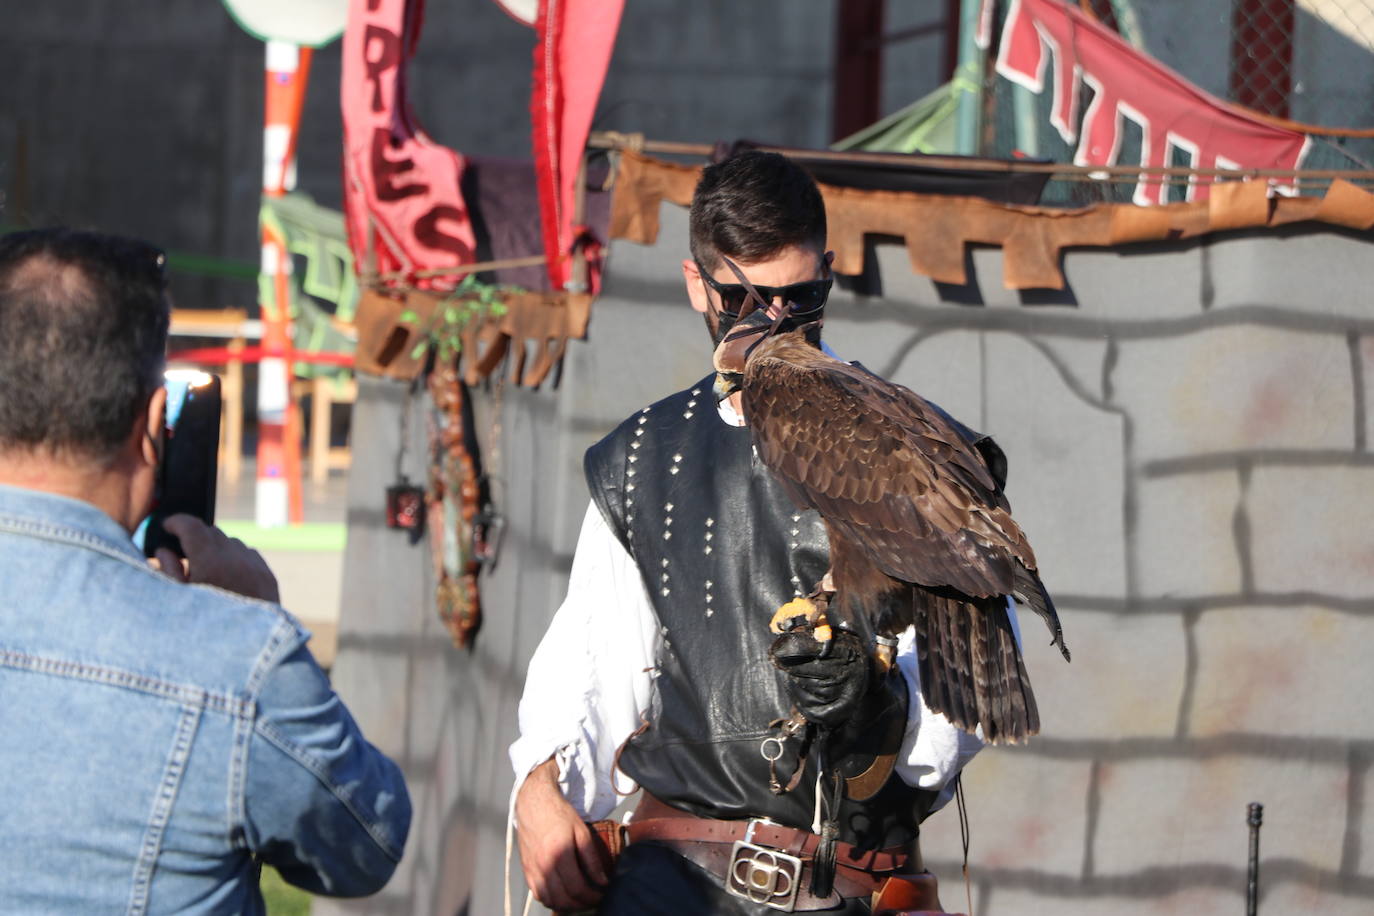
top-left (0, 228), bottom-right (170, 462)
top-left (689, 150), bottom-right (827, 271)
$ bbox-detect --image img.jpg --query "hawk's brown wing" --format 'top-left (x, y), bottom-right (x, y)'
top-left (741, 339), bottom-right (1064, 742)
top-left (742, 343), bottom-right (1039, 601)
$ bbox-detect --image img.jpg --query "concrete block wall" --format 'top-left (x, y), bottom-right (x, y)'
top-left (860, 227), bottom-right (1374, 914)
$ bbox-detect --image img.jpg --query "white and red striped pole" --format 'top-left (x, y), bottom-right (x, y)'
top-left (256, 39), bottom-right (312, 526)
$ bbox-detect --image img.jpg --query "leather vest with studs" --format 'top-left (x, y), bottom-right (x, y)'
top-left (584, 374), bottom-right (936, 849)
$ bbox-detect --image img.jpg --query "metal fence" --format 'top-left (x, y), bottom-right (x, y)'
top-left (1080, 0), bottom-right (1374, 123)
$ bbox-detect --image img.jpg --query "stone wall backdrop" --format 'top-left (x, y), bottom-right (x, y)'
top-left (858, 226), bottom-right (1374, 915)
top-left (325, 199), bottom-right (1374, 915)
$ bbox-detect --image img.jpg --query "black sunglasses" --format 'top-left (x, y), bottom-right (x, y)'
top-left (695, 261), bottom-right (832, 318)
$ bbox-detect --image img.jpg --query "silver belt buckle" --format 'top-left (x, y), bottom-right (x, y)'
top-left (724, 819), bottom-right (803, 912)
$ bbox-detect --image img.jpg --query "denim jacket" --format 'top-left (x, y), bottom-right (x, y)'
top-left (0, 484), bottom-right (411, 914)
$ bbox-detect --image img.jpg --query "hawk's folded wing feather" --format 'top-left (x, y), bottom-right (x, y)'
top-left (731, 332), bottom-right (1067, 743)
top-left (743, 349), bottom-right (1038, 601)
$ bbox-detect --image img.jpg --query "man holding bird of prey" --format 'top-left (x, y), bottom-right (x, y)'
top-left (510, 150), bottom-right (1065, 915)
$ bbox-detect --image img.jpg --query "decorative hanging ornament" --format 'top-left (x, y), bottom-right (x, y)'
top-left (490, 0), bottom-right (536, 27)
top-left (220, 0), bottom-right (348, 47)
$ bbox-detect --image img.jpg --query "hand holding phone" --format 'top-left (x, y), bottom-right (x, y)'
top-left (154, 515), bottom-right (280, 604)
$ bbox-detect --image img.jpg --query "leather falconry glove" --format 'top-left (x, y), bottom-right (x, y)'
top-left (770, 627), bottom-right (907, 751)
top-left (771, 626), bottom-right (872, 729)
top-left (771, 625), bottom-right (910, 812)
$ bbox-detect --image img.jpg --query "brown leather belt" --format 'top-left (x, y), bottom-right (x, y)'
top-left (624, 793), bottom-right (921, 911)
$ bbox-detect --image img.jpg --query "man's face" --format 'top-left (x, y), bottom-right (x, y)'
top-left (682, 244), bottom-right (834, 343)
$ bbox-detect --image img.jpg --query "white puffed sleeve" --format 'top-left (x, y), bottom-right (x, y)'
top-left (509, 502), bottom-right (662, 820)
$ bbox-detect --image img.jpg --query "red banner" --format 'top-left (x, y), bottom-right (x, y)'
top-left (996, 0), bottom-right (1309, 204)
top-left (341, 0), bottom-right (476, 288)
top-left (530, 0), bottom-right (624, 291)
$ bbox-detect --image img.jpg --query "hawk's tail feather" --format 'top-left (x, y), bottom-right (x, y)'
top-left (914, 588), bottom-right (973, 735)
top-left (950, 596), bottom-right (979, 737)
top-left (990, 597), bottom-right (1039, 741)
top-left (984, 606), bottom-right (1011, 741)
top-left (1014, 562), bottom-right (1071, 663)
top-left (969, 597), bottom-right (996, 741)
top-left (913, 591), bottom-right (946, 726)
top-left (916, 589), bottom-right (1040, 745)
top-left (969, 594), bottom-right (1037, 744)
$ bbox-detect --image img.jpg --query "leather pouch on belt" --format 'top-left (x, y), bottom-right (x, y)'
top-left (871, 871), bottom-right (955, 915)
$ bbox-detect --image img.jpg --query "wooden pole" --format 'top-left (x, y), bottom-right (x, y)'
top-left (256, 40), bottom-right (312, 526)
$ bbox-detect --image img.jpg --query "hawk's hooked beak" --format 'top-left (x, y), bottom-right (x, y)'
top-left (711, 311), bottom-right (773, 403)
top-left (713, 371), bottom-right (743, 401)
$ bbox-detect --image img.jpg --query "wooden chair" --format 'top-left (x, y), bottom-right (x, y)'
top-left (292, 373), bottom-right (358, 484)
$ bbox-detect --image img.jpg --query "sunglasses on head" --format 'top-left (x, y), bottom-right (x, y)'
top-left (695, 260), bottom-right (832, 318)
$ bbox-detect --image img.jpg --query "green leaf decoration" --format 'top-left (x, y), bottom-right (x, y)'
top-left (399, 277), bottom-right (524, 367)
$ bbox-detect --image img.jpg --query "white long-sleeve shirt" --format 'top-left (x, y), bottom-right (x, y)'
top-left (509, 498), bottom-right (1007, 821)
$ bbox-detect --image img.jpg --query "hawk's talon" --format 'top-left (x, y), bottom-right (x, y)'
top-left (770, 597), bottom-right (824, 634)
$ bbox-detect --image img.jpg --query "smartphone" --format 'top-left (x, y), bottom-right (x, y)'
top-left (139, 370), bottom-right (221, 558)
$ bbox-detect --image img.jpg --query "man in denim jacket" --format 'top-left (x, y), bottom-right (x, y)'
top-left (0, 229), bottom-right (411, 913)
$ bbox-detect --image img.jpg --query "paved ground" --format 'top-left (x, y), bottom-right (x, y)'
top-left (215, 460), bottom-right (349, 669)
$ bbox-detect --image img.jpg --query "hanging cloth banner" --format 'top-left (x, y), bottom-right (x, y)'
top-left (530, 0), bottom-right (625, 291)
top-left (996, 0), bottom-right (1309, 205)
top-left (341, 0), bottom-right (477, 288)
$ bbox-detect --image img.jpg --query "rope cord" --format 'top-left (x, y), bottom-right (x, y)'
top-left (957, 774), bottom-right (973, 916)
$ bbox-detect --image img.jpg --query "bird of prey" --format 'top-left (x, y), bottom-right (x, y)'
top-left (712, 301), bottom-right (1070, 746)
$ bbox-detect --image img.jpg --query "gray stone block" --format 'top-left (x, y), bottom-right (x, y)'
top-left (883, 327), bottom-right (987, 429)
top-left (1189, 606), bottom-right (1374, 739)
top-left (1029, 608), bottom-right (1187, 740)
top-left (869, 240), bottom-right (954, 307)
top-left (978, 886), bottom-right (1239, 916)
top-left (1041, 335), bottom-right (1114, 404)
top-left (1132, 470), bottom-right (1244, 599)
top-left (1092, 754), bottom-right (1349, 878)
top-left (331, 645), bottom-right (412, 760)
top-left (1203, 232), bottom-right (1374, 317)
top-left (1112, 326), bottom-right (1356, 463)
top-left (1359, 760), bottom-right (1374, 876)
top-left (969, 247), bottom-right (1022, 308)
top-left (1362, 334), bottom-right (1373, 451)
top-left (1254, 883), bottom-right (1374, 916)
top-left (1063, 245), bottom-right (1212, 320)
top-left (984, 334), bottom-right (1128, 598)
top-left (850, 328), bottom-right (1127, 599)
top-left (919, 753), bottom-right (1095, 879)
top-left (1248, 466), bottom-right (1374, 600)
top-left (981, 882), bottom-right (1374, 916)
